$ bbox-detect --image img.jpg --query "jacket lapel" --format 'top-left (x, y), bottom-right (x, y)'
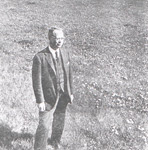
top-left (44, 47), bottom-right (56, 75)
top-left (44, 47), bottom-right (68, 76)
top-left (60, 49), bottom-right (68, 73)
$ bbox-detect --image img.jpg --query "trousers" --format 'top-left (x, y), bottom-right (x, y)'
top-left (34, 93), bottom-right (68, 150)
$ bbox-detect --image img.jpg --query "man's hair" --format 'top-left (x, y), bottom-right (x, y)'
top-left (48, 27), bottom-right (64, 39)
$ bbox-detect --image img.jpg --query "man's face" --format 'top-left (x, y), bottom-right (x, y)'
top-left (49, 30), bottom-right (65, 50)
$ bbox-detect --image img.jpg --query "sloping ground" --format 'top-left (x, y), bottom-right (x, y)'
top-left (0, 0), bottom-right (148, 149)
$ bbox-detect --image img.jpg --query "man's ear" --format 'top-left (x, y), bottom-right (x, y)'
top-left (49, 37), bottom-right (53, 43)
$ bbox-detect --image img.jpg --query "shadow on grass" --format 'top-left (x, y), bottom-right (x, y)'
top-left (0, 123), bottom-right (33, 149)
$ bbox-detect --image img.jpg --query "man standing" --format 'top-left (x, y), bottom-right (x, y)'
top-left (32, 27), bottom-right (73, 150)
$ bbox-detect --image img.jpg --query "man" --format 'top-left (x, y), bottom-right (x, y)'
top-left (32, 27), bottom-right (73, 150)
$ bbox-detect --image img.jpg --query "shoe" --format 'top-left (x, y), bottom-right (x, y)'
top-left (53, 143), bottom-right (61, 150)
top-left (47, 139), bottom-right (61, 150)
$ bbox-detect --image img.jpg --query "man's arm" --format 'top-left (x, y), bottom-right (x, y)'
top-left (32, 54), bottom-right (45, 104)
top-left (68, 52), bottom-right (74, 103)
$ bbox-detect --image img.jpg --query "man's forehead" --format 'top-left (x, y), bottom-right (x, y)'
top-left (53, 29), bottom-right (64, 37)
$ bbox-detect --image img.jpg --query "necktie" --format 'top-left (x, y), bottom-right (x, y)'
top-left (55, 51), bottom-right (60, 91)
top-left (55, 51), bottom-right (59, 63)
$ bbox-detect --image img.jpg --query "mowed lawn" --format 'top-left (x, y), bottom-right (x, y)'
top-left (0, 0), bottom-right (148, 149)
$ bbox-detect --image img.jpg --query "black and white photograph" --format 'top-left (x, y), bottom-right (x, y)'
top-left (0, 0), bottom-right (148, 150)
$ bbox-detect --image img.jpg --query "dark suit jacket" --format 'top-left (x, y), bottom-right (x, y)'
top-left (32, 47), bottom-right (73, 106)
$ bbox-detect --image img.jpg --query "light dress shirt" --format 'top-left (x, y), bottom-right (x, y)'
top-left (48, 46), bottom-right (59, 60)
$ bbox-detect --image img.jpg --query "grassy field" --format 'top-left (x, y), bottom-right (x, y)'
top-left (1, 0), bottom-right (148, 149)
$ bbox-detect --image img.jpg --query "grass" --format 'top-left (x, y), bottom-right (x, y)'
top-left (1, 0), bottom-right (148, 149)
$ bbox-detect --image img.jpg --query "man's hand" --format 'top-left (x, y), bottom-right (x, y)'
top-left (38, 102), bottom-right (45, 112)
top-left (70, 95), bottom-right (74, 104)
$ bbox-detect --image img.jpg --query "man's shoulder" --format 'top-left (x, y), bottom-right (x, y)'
top-left (35, 47), bottom-right (49, 57)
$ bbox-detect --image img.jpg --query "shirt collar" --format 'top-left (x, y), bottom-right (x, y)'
top-left (48, 46), bottom-right (59, 59)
